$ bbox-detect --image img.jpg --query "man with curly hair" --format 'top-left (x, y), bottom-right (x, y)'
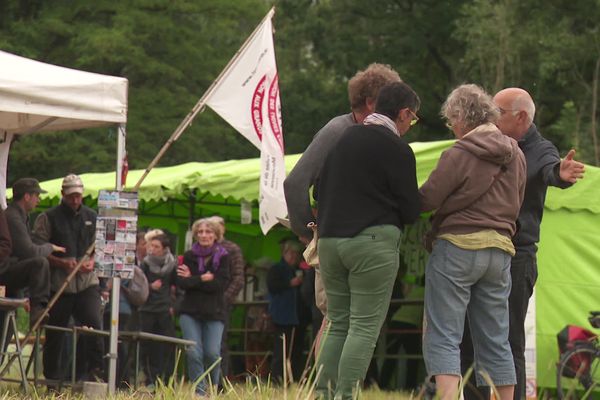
top-left (284, 63), bottom-right (402, 243)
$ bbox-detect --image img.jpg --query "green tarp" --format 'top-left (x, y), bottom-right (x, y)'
top-left (17, 140), bottom-right (454, 202)
top-left (16, 139), bottom-right (600, 389)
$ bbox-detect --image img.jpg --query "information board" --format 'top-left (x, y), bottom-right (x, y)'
top-left (94, 190), bottom-right (138, 279)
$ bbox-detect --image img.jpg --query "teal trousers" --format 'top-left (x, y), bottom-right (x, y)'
top-left (315, 225), bottom-right (401, 400)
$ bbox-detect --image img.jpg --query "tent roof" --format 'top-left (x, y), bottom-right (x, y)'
top-left (12, 139), bottom-right (600, 214)
top-left (0, 51), bottom-right (128, 135)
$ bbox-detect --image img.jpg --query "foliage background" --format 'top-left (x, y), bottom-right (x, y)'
top-left (1, 0), bottom-right (599, 183)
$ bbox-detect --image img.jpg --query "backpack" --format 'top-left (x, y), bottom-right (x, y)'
top-left (557, 324), bottom-right (597, 378)
top-left (123, 266), bottom-right (149, 307)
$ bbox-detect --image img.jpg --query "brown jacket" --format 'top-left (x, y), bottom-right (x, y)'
top-left (221, 239), bottom-right (245, 304)
top-left (419, 123), bottom-right (526, 238)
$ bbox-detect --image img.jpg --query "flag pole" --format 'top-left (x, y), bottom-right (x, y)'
top-left (132, 6), bottom-right (276, 191)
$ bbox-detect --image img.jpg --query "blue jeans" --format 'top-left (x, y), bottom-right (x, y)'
top-left (179, 314), bottom-right (224, 395)
top-left (423, 239), bottom-right (516, 386)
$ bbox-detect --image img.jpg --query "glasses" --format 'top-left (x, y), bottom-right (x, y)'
top-left (408, 109), bottom-right (419, 126)
top-left (499, 107), bottom-right (520, 115)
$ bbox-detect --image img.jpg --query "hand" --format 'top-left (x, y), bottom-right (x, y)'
top-left (200, 271), bottom-right (215, 282)
top-left (151, 279), bottom-right (163, 290)
top-left (79, 258), bottom-right (95, 273)
top-left (101, 291), bottom-right (110, 302)
top-left (560, 149), bottom-right (585, 183)
top-left (290, 276), bottom-right (303, 287)
top-left (63, 258), bottom-right (77, 272)
top-left (177, 264), bottom-right (191, 278)
top-left (52, 244), bottom-right (66, 253)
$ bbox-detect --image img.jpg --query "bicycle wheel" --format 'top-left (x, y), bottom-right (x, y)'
top-left (557, 343), bottom-right (600, 399)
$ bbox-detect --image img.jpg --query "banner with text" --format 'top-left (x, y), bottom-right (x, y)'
top-left (205, 9), bottom-right (287, 234)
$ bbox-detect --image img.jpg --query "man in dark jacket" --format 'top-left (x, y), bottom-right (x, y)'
top-left (461, 88), bottom-right (586, 400)
top-left (33, 174), bottom-right (103, 382)
top-left (267, 240), bottom-right (304, 382)
top-left (6, 178), bottom-right (65, 261)
top-left (0, 206), bottom-right (49, 328)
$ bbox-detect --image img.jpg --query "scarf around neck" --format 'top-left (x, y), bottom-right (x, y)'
top-left (192, 242), bottom-right (228, 273)
top-left (363, 112), bottom-right (399, 137)
top-left (144, 251), bottom-right (177, 277)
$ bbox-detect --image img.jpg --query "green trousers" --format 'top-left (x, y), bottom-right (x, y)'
top-left (315, 225), bottom-right (401, 400)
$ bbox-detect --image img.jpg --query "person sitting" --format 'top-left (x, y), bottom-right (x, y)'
top-left (0, 206), bottom-right (50, 328)
top-left (6, 178), bottom-right (65, 261)
top-left (4, 178), bottom-right (62, 327)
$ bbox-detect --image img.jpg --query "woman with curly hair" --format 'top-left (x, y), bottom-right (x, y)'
top-left (420, 84), bottom-right (526, 400)
top-left (176, 218), bottom-right (230, 396)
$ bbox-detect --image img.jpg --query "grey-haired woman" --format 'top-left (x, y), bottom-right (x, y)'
top-left (420, 84), bottom-right (526, 400)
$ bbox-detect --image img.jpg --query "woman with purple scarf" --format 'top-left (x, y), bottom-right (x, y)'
top-left (177, 218), bottom-right (230, 395)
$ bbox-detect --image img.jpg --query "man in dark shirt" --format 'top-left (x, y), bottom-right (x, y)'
top-left (33, 174), bottom-right (103, 382)
top-left (6, 178), bottom-right (65, 260)
top-left (0, 204), bottom-right (50, 328)
top-left (267, 240), bottom-right (303, 382)
top-left (461, 88), bottom-right (585, 400)
top-left (284, 63), bottom-right (402, 241)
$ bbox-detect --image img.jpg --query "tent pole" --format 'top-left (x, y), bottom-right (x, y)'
top-left (0, 132), bottom-right (14, 210)
top-left (132, 7), bottom-right (276, 191)
top-left (188, 189), bottom-right (197, 229)
top-left (116, 124), bottom-right (126, 190)
top-left (107, 123), bottom-right (127, 395)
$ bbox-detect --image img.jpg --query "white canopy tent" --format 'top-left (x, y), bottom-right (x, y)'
top-left (0, 50), bottom-right (129, 206)
top-left (0, 50), bottom-right (128, 394)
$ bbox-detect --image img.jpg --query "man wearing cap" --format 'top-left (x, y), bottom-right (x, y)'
top-left (33, 174), bottom-right (103, 382)
top-left (0, 180), bottom-right (53, 327)
top-left (6, 178), bottom-right (66, 260)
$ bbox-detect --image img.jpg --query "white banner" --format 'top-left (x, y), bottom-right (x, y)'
top-left (205, 8), bottom-right (287, 234)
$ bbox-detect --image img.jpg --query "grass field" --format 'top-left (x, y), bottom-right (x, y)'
top-left (0, 381), bottom-right (417, 399)
top-left (1, 337), bottom-right (418, 399)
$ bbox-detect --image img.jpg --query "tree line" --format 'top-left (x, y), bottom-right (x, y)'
top-left (1, 0), bottom-right (598, 183)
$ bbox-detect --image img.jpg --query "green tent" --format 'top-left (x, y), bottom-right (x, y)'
top-left (19, 139), bottom-right (600, 390)
top-left (23, 141), bottom-right (452, 261)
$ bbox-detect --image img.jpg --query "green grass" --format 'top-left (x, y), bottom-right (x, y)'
top-left (0, 382), bottom-right (416, 399)
top-left (0, 343), bottom-right (418, 399)
top-left (0, 322), bottom-right (424, 399)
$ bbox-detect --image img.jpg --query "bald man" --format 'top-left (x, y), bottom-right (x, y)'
top-left (461, 88), bottom-right (585, 400)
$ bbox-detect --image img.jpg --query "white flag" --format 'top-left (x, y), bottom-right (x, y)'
top-left (205, 8), bottom-right (287, 234)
